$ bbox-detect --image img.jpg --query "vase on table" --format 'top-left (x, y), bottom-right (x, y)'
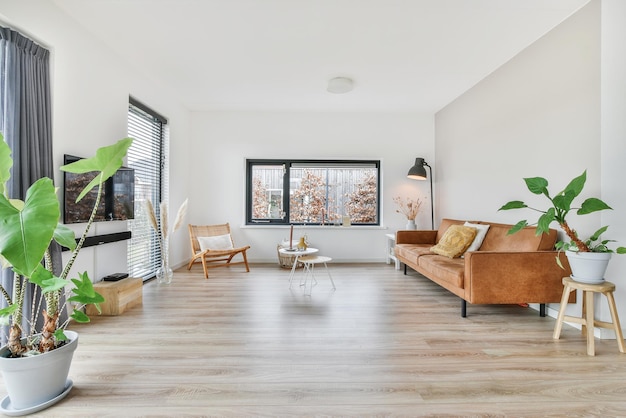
top-left (406, 219), bottom-right (417, 230)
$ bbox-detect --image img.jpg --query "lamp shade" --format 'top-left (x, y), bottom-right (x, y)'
top-left (407, 158), bottom-right (428, 180)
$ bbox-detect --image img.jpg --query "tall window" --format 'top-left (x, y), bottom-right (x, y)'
top-left (246, 159), bottom-right (380, 226)
top-left (127, 98), bottom-right (168, 280)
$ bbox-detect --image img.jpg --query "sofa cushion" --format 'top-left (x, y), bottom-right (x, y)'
top-left (418, 255), bottom-right (465, 288)
top-left (463, 222), bottom-right (490, 253)
top-left (394, 244), bottom-right (432, 265)
top-left (430, 225), bottom-right (477, 258)
top-left (478, 222), bottom-right (557, 251)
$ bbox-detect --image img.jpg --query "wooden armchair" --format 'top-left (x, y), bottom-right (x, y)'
top-left (187, 223), bottom-right (250, 279)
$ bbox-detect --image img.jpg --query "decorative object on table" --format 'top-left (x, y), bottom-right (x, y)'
top-left (146, 198), bottom-right (188, 285)
top-left (277, 228), bottom-right (310, 268)
top-left (499, 170), bottom-right (626, 284)
top-left (277, 245), bottom-right (299, 269)
top-left (0, 136), bottom-right (131, 414)
top-left (393, 195), bottom-right (422, 230)
top-left (187, 224), bottom-right (250, 279)
top-left (407, 157), bottom-right (434, 229)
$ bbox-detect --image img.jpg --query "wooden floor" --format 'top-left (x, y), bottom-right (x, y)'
top-left (5, 263), bottom-right (626, 417)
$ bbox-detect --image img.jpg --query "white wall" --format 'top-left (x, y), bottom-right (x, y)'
top-left (189, 111), bottom-right (434, 262)
top-left (435, 1), bottom-right (600, 229)
top-left (435, 0), bottom-right (626, 332)
top-left (600, 0), bottom-right (626, 337)
top-left (0, 0), bottom-right (192, 281)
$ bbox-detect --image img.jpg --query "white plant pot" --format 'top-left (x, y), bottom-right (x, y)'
top-left (406, 219), bottom-right (417, 230)
top-left (0, 330), bottom-right (78, 414)
top-left (566, 250), bottom-right (612, 284)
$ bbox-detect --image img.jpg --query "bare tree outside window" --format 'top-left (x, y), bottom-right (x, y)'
top-left (345, 172), bottom-right (378, 223)
top-left (248, 160), bottom-right (379, 225)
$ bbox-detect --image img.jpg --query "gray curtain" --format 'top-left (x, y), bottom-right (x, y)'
top-left (0, 26), bottom-right (60, 344)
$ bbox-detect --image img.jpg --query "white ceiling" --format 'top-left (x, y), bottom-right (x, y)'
top-left (53, 0), bottom-right (589, 113)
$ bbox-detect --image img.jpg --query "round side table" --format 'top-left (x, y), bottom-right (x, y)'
top-left (278, 247), bottom-right (319, 287)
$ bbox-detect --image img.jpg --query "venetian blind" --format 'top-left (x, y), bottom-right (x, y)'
top-left (127, 98), bottom-right (168, 280)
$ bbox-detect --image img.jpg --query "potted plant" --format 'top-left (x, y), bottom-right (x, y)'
top-left (499, 170), bottom-right (626, 284)
top-left (0, 134), bottom-right (132, 414)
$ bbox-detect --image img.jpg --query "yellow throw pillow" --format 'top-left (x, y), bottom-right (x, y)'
top-left (430, 225), bottom-right (478, 258)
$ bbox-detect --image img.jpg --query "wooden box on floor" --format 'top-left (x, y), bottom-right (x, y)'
top-left (86, 277), bottom-right (143, 316)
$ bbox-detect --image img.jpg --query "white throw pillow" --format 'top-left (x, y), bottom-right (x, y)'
top-left (198, 234), bottom-right (233, 251)
top-left (463, 222), bottom-right (491, 253)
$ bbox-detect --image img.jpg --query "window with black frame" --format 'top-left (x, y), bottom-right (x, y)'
top-left (246, 159), bottom-right (380, 226)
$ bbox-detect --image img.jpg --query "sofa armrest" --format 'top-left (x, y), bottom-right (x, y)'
top-left (396, 230), bottom-right (438, 245)
top-left (464, 251), bottom-right (573, 304)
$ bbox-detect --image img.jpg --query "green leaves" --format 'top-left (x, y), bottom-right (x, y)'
top-left (537, 208), bottom-right (556, 235)
top-left (524, 177), bottom-right (548, 195)
top-left (507, 220), bottom-right (528, 235)
top-left (0, 136), bottom-right (130, 355)
top-left (61, 138), bottom-right (133, 202)
top-left (54, 223), bottom-right (77, 252)
top-left (579, 197), bottom-right (612, 215)
top-left (563, 170), bottom-right (586, 198)
top-left (0, 177), bottom-right (60, 277)
top-left (29, 264), bottom-right (67, 293)
top-left (69, 271), bottom-right (104, 314)
top-left (0, 134), bottom-right (12, 197)
top-left (499, 201), bottom-right (527, 211)
top-left (499, 170), bottom-right (625, 254)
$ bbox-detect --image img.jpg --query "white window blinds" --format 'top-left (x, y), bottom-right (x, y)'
top-left (127, 98), bottom-right (167, 280)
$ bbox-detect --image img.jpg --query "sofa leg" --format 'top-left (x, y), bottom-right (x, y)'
top-left (540, 303), bottom-right (546, 317)
top-left (461, 300), bottom-right (467, 318)
top-left (403, 263), bottom-right (407, 275)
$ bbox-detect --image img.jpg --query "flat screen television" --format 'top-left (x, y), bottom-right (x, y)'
top-left (63, 154), bottom-right (135, 224)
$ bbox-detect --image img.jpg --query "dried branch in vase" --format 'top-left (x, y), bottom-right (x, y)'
top-left (393, 196), bottom-right (422, 220)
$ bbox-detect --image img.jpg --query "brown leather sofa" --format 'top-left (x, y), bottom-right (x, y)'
top-left (394, 218), bottom-right (574, 317)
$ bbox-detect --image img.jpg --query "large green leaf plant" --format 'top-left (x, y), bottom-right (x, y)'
top-left (0, 134), bottom-right (132, 356)
top-left (499, 170), bottom-right (626, 256)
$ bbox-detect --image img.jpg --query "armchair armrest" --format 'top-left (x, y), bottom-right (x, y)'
top-left (396, 230), bottom-right (438, 245)
top-left (464, 251), bottom-right (573, 304)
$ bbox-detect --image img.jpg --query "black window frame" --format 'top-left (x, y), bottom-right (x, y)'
top-left (246, 159), bottom-right (381, 226)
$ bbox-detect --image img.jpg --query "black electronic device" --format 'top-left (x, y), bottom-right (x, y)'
top-left (102, 273), bottom-right (129, 282)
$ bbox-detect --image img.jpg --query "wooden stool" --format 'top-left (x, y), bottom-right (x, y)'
top-left (553, 276), bottom-right (625, 356)
top-left (85, 277), bottom-right (143, 316)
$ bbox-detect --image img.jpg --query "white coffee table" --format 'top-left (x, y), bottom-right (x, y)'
top-left (298, 255), bottom-right (336, 295)
top-left (279, 247), bottom-right (319, 287)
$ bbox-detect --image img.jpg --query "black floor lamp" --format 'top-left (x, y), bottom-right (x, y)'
top-left (407, 157), bottom-right (434, 229)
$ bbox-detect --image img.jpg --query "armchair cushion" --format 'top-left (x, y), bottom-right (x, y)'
top-left (198, 234), bottom-right (233, 251)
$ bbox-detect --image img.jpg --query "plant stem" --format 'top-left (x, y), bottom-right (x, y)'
top-left (560, 221), bottom-right (591, 252)
top-left (0, 285), bottom-right (12, 306)
top-left (39, 310), bottom-right (58, 352)
top-left (7, 272), bottom-right (26, 355)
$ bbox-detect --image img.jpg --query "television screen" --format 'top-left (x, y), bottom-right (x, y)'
top-left (63, 154), bottom-right (135, 224)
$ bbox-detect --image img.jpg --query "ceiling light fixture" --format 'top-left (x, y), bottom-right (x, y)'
top-left (327, 77), bottom-right (354, 94)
